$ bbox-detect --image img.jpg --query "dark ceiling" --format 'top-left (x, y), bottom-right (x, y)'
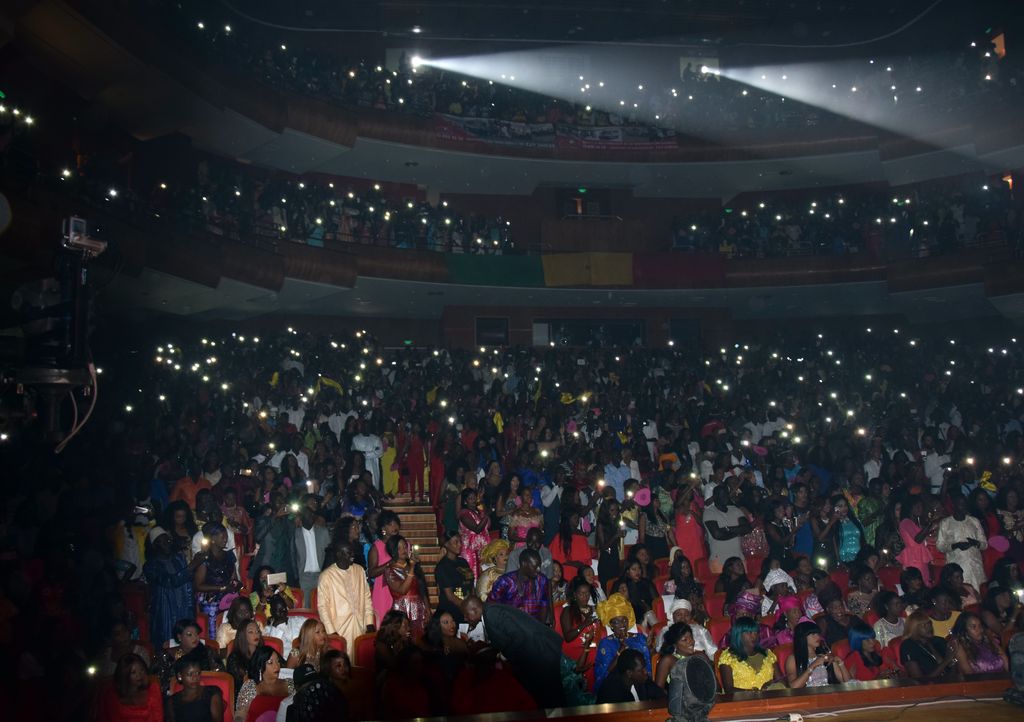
top-left (224, 0), bottom-right (993, 48)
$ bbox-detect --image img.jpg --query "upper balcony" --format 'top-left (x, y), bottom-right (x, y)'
top-left (7, 0), bottom-right (1024, 198)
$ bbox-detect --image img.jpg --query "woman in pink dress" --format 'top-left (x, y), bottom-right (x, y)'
top-left (508, 487), bottom-right (543, 549)
top-left (458, 488), bottom-right (490, 580)
top-left (367, 511), bottom-right (402, 625)
top-left (897, 497), bottom-right (938, 586)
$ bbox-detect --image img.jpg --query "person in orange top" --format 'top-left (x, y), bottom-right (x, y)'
top-left (169, 467), bottom-right (212, 511)
top-left (549, 509), bottom-right (593, 576)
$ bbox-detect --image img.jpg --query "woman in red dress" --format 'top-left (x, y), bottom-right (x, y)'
top-left (560, 577), bottom-right (600, 691)
top-left (549, 509), bottom-right (593, 578)
top-left (673, 480), bottom-right (707, 569)
top-left (384, 535), bottom-right (431, 639)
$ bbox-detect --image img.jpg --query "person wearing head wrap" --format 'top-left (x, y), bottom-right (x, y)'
top-left (476, 538), bottom-right (511, 599)
top-left (760, 594), bottom-right (809, 648)
top-left (654, 599), bottom-right (719, 658)
top-left (761, 569), bottom-right (798, 617)
top-left (593, 593), bottom-right (652, 692)
top-left (143, 526), bottom-right (209, 645)
top-left (728, 587), bottom-right (763, 623)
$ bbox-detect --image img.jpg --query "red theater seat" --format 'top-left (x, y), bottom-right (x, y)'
top-left (705, 592), bottom-right (727, 618)
top-left (877, 566), bottom-right (901, 590)
top-left (353, 632), bottom-right (376, 668)
top-left (774, 643), bottom-right (794, 674)
top-left (262, 635), bottom-right (284, 656)
top-left (694, 558), bottom-right (712, 583)
top-left (708, 616), bottom-right (731, 645)
top-left (289, 587), bottom-right (304, 608)
top-left (654, 557), bottom-right (671, 577)
top-left (653, 596), bottom-right (667, 624)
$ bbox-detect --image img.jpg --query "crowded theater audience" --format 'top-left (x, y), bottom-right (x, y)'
top-left (5, 320), bottom-right (1024, 720)
top-left (145, 0), bottom-right (1020, 140)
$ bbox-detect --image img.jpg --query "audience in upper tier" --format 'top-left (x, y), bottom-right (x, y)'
top-left (5, 324), bottom-right (1024, 721)
top-left (146, 0), bottom-right (1021, 139)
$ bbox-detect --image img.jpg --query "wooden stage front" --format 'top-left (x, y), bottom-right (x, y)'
top-left (396, 675), bottom-right (1016, 722)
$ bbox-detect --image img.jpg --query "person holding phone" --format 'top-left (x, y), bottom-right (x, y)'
top-left (785, 621), bottom-right (850, 688)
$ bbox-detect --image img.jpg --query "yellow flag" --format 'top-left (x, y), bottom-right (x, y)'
top-left (317, 376), bottom-right (344, 395)
top-left (560, 392), bottom-right (576, 405)
top-left (426, 386), bottom-right (438, 405)
top-left (269, 371), bottom-right (280, 387)
top-left (493, 411), bottom-right (504, 433)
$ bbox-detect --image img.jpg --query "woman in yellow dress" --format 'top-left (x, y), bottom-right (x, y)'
top-left (718, 617), bottom-right (784, 692)
top-left (476, 539), bottom-right (511, 599)
top-left (380, 425), bottom-right (400, 498)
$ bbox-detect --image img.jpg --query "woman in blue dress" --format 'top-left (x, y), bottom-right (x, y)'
top-left (593, 592), bottom-right (652, 692)
top-left (143, 526), bottom-right (206, 645)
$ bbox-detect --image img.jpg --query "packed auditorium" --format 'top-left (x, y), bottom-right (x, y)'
top-left (2, 1), bottom-right (1024, 722)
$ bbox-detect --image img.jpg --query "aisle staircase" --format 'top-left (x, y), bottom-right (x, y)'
top-left (383, 495), bottom-right (441, 607)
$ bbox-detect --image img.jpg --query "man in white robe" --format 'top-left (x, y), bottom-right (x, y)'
top-left (317, 543), bottom-right (375, 656)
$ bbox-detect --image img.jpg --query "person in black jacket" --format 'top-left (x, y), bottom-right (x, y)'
top-left (596, 649), bottom-right (666, 704)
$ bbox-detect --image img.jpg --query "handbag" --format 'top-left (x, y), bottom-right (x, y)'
top-left (741, 518), bottom-right (769, 558)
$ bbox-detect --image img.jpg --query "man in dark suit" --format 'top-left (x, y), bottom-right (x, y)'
top-left (596, 648), bottom-right (666, 704)
top-left (293, 496), bottom-right (330, 603)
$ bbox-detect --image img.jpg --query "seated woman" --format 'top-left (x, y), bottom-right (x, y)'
top-left (655, 622), bottom-right (701, 689)
top-left (900, 611), bottom-right (959, 680)
top-left (248, 565), bottom-right (295, 619)
top-left (234, 646), bottom-right (294, 722)
top-left (844, 567), bottom-right (878, 618)
top-left (980, 584), bottom-right (1023, 638)
top-left (667, 552), bottom-right (702, 600)
top-left (550, 561), bottom-right (568, 606)
top-left (226, 620), bottom-right (262, 699)
top-left (655, 599), bottom-right (718, 658)
top-left (169, 657), bottom-right (224, 722)
top-left (785, 620), bottom-right (851, 688)
top-left (615, 559), bottom-right (659, 627)
top-left (375, 610), bottom-right (414, 676)
top-left (475, 538), bottom-right (511, 601)
top-left (760, 595), bottom-right (804, 649)
top-left (561, 578), bottom-right (599, 689)
top-left (937, 563), bottom-right (979, 610)
top-left (800, 569), bottom-right (837, 619)
top-left (871, 591), bottom-right (906, 649)
top-left (760, 568), bottom-right (797, 618)
top-left (817, 595), bottom-right (851, 647)
top-left (899, 567), bottom-right (929, 613)
top-left (216, 596), bottom-right (254, 649)
top-left (152, 619), bottom-right (224, 695)
top-left (844, 618), bottom-right (896, 681)
top-left (97, 621), bottom-right (151, 677)
top-left (287, 618), bottom-right (330, 671)
top-left (718, 617), bottom-right (782, 693)
top-left (593, 593), bottom-right (652, 692)
top-left (97, 653), bottom-right (164, 722)
top-left (928, 588), bottom-right (961, 639)
top-left (716, 556), bottom-right (748, 596)
top-left (289, 650), bottom-right (352, 721)
top-left (949, 612), bottom-right (1009, 676)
